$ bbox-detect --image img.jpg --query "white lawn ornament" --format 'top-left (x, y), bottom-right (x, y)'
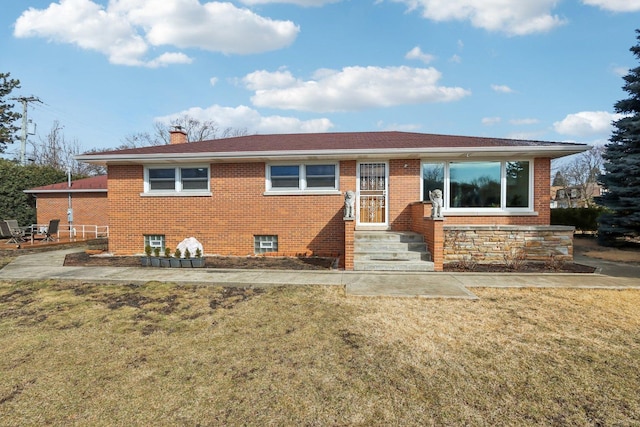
top-left (177, 237), bottom-right (203, 257)
top-left (429, 189), bottom-right (444, 218)
top-left (344, 190), bottom-right (355, 218)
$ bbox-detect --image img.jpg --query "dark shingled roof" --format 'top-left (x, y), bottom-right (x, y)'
top-left (25, 175), bottom-right (107, 193)
top-left (88, 131), bottom-right (583, 156)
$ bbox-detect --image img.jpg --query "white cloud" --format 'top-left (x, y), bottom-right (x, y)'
top-left (405, 46), bottom-right (436, 64)
top-left (156, 104), bottom-right (334, 134)
top-left (491, 84), bottom-right (514, 93)
top-left (209, 77), bottom-right (219, 87)
top-left (611, 65), bottom-right (629, 77)
top-left (239, 0), bottom-right (340, 5)
top-left (449, 54), bottom-right (462, 63)
top-left (391, 0), bottom-right (566, 35)
top-left (509, 118), bottom-right (539, 125)
top-left (243, 66), bottom-right (470, 112)
top-left (553, 111), bottom-right (624, 137)
top-left (482, 117), bottom-right (501, 125)
top-left (146, 52), bottom-right (193, 68)
top-left (376, 121), bottom-right (423, 131)
top-left (14, 0), bottom-right (299, 66)
top-left (582, 0), bottom-right (640, 12)
top-left (506, 130), bottom-right (546, 140)
top-left (243, 69), bottom-right (298, 90)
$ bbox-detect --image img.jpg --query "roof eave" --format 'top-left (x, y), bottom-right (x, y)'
top-left (76, 145), bottom-right (588, 165)
top-left (24, 189), bottom-right (107, 194)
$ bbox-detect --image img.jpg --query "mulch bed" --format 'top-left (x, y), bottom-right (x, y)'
top-left (63, 251), bottom-right (597, 273)
top-left (63, 252), bottom-right (336, 270)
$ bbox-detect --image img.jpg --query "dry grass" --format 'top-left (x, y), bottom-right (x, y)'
top-left (574, 236), bottom-right (640, 263)
top-left (1, 281), bottom-right (639, 426)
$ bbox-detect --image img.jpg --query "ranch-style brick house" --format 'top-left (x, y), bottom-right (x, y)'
top-left (76, 129), bottom-right (587, 271)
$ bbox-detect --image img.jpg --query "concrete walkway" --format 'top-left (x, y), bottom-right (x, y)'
top-left (1, 247), bottom-right (639, 299)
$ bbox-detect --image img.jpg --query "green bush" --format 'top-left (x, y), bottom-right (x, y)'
top-left (0, 159), bottom-right (68, 226)
top-left (551, 207), bottom-right (608, 232)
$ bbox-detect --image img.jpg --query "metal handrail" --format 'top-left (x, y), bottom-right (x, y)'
top-left (30, 224), bottom-right (109, 240)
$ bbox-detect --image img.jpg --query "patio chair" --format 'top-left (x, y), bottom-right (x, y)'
top-left (3, 220), bottom-right (30, 244)
top-left (43, 219), bottom-right (60, 242)
top-left (0, 220), bottom-right (13, 241)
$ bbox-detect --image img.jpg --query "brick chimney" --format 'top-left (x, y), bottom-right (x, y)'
top-left (169, 126), bottom-right (188, 144)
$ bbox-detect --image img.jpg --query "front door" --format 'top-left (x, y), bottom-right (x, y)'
top-left (357, 162), bottom-right (388, 226)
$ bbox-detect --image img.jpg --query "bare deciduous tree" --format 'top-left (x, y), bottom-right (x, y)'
top-left (120, 114), bottom-right (248, 148)
top-left (29, 120), bottom-right (105, 176)
top-left (552, 145), bottom-right (604, 207)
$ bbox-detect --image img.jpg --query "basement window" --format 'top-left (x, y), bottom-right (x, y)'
top-left (254, 235), bottom-right (278, 254)
top-left (144, 234), bottom-right (165, 252)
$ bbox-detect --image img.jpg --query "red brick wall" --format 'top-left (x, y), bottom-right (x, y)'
top-left (34, 193), bottom-right (108, 228)
top-left (389, 159), bottom-right (421, 230)
top-left (410, 203), bottom-right (444, 271)
top-left (108, 162), bottom-right (355, 256)
top-left (107, 157), bottom-right (552, 257)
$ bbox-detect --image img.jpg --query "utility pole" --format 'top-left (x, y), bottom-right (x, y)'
top-left (11, 96), bottom-right (41, 165)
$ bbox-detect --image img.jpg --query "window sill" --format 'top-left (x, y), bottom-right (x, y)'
top-left (264, 190), bottom-right (342, 196)
top-left (443, 210), bottom-right (538, 216)
top-left (140, 191), bottom-right (212, 197)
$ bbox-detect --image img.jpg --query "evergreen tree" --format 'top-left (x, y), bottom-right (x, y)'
top-left (0, 72), bottom-right (22, 153)
top-left (597, 30), bottom-right (640, 245)
top-left (0, 159), bottom-right (67, 226)
top-left (552, 171), bottom-right (567, 187)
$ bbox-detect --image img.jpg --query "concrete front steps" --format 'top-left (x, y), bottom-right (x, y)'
top-left (353, 231), bottom-right (434, 271)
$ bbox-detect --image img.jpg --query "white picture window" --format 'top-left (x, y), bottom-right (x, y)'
top-left (421, 160), bottom-right (533, 212)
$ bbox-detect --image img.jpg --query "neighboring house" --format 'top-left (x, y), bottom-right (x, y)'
top-left (551, 183), bottom-right (604, 208)
top-left (76, 130), bottom-right (587, 271)
top-left (24, 175), bottom-right (109, 238)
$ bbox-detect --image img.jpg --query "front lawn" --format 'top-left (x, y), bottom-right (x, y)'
top-left (1, 282), bottom-right (638, 425)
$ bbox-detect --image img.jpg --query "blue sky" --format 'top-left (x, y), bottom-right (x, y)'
top-left (1, 0), bottom-right (640, 155)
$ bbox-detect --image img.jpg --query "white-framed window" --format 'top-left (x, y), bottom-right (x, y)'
top-left (421, 160), bottom-right (533, 213)
top-left (254, 235), bottom-right (278, 254)
top-left (144, 165), bottom-right (210, 195)
top-left (144, 234), bottom-right (165, 251)
top-left (266, 163), bottom-right (339, 193)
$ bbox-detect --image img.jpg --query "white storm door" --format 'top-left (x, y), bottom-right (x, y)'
top-left (357, 162), bottom-right (388, 226)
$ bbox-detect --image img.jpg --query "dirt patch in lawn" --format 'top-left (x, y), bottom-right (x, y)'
top-left (573, 235), bottom-right (640, 263)
top-left (63, 252), bottom-right (336, 270)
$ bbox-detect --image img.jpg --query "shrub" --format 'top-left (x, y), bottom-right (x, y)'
top-left (551, 207), bottom-right (608, 233)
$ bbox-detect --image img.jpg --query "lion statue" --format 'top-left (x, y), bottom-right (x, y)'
top-left (428, 189), bottom-right (444, 218)
top-left (344, 190), bottom-right (355, 218)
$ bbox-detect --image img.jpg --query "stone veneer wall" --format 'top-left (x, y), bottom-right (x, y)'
top-left (443, 225), bottom-right (575, 264)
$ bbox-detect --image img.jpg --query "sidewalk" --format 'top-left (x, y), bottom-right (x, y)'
top-left (1, 247), bottom-right (639, 299)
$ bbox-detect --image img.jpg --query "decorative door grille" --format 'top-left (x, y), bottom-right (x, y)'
top-left (358, 163), bottom-right (387, 224)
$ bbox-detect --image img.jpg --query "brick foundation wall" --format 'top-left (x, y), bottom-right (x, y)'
top-left (108, 162), bottom-right (355, 256)
top-left (410, 202), bottom-right (445, 271)
top-left (443, 225), bottom-right (574, 264)
top-left (34, 193), bottom-right (108, 228)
